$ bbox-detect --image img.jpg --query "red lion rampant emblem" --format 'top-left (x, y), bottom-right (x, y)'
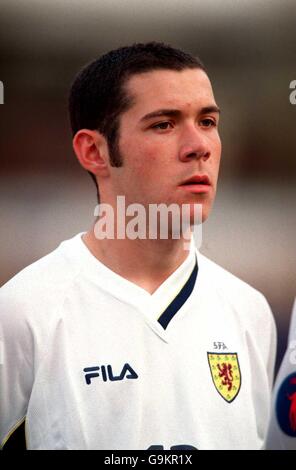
top-left (217, 362), bottom-right (233, 391)
top-left (288, 377), bottom-right (296, 432)
top-left (207, 352), bottom-right (241, 402)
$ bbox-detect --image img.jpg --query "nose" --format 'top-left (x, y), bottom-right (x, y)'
top-left (178, 125), bottom-right (210, 162)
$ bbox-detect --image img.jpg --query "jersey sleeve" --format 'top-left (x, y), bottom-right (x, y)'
top-left (246, 291), bottom-right (277, 448)
top-left (264, 296), bottom-right (278, 393)
top-left (0, 285), bottom-right (34, 448)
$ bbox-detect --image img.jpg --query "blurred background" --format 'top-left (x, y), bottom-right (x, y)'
top-left (0, 0), bottom-right (295, 373)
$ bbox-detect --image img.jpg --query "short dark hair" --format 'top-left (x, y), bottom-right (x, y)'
top-left (69, 42), bottom-right (206, 200)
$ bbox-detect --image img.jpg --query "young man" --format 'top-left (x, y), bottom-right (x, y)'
top-left (0, 42), bottom-right (276, 450)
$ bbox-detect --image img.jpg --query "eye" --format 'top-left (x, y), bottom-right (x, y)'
top-left (151, 121), bottom-right (173, 130)
top-left (200, 118), bottom-right (216, 128)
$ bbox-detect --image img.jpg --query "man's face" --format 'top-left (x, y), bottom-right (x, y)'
top-left (107, 68), bottom-right (221, 223)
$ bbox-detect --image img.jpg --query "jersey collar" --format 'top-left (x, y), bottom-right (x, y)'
top-left (67, 233), bottom-right (198, 336)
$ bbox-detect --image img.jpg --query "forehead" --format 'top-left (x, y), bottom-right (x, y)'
top-left (124, 68), bottom-right (216, 115)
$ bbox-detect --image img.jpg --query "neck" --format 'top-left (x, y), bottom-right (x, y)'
top-left (82, 226), bottom-right (192, 294)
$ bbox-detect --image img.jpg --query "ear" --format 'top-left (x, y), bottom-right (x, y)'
top-left (72, 129), bottom-right (110, 177)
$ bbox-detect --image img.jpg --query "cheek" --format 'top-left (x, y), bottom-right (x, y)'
top-left (125, 141), bottom-right (167, 179)
top-left (210, 130), bottom-right (221, 151)
top-left (216, 132), bottom-right (222, 153)
top-left (211, 136), bottom-right (222, 169)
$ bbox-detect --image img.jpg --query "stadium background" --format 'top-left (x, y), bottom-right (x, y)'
top-left (0, 0), bottom-right (295, 373)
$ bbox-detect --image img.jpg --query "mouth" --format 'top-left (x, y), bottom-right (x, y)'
top-left (179, 174), bottom-right (211, 194)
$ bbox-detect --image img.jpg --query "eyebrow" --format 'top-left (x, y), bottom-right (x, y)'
top-left (140, 105), bottom-right (221, 122)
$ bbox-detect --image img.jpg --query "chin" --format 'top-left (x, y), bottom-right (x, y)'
top-left (185, 202), bottom-right (211, 225)
top-left (201, 205), bottom-right (212, 223)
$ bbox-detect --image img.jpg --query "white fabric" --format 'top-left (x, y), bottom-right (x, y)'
top-left (0, 233), bottom-right (277, 450)
top-left (265, 298), bottom-right (296, 449)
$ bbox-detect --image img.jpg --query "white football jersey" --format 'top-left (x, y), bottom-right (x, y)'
top-left (0, 233), bottom-right (276, 450)
top-left (265, 298), bottom-right (296, 449)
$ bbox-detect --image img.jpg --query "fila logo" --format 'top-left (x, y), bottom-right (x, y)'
top-left (83, 363), bottom-right (138, 384)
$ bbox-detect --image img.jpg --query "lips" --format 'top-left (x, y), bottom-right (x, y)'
top-left (179, 174), bottom-right (211, 194)
top-left (180, 175), bottom-right (211, 186)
